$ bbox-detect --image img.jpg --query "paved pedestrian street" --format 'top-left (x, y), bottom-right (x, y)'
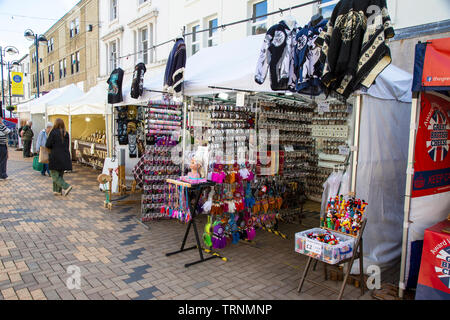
top-left (0, 149), bottom-right (385, 300)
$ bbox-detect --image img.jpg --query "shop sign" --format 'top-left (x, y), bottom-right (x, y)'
top-left (412, 92), bottom-right (450, 198)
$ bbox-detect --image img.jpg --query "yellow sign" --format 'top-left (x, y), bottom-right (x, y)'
top-left (11, 72), bottom-right (24, 97)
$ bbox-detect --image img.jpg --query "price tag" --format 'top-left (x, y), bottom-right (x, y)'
top-left (236, 92), bottom-right (246, 107)
top-left (305, 239), bottom-right (322, 255)
top-left (338, 145), bottom-right (350, 155)
top-left (318, 102), bottom-right (330, 114)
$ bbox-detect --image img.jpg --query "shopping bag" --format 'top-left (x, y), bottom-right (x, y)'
top-left (33, 156), bottom-right (44, 172)
top-left (39, 146), bottom-right (49, 164)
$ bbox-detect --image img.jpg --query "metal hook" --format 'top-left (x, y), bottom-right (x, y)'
top-left (279, 8), bottom-right (283, 16)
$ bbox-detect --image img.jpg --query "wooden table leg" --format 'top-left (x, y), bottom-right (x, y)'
top-left (298, 257), bottom-right (313, 293)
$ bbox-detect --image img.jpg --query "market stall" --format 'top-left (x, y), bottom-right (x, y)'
top-left (106, 1), bottom-right (413, 294)
top-left (69, 83), bottom-right (112, 170)
top-left (400, 37), bottom-right (450, 299)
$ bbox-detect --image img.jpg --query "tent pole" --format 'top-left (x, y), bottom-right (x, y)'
top-left (351, 94), bottom-right (362, 194)
top-left (399, 92), bottom-right (420, 299)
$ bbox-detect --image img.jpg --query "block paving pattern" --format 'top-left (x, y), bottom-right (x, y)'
top-left (0, 149), bottom-right (379, 300)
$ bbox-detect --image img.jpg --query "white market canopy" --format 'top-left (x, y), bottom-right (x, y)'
top-left (46, 84), bottom-right (84, 116)
top-left (28, 84), bottom-right (82, 115)
top-left (70, 82), bottom-right (111, 115)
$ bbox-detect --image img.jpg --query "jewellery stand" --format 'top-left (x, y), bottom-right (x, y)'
top-left (297, 219), bottom-right (367, 300)
top-left (165, 179), bottom-right (227, 268)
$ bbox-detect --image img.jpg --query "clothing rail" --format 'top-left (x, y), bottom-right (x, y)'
top-left (112, 0), bottom-right (321, 61)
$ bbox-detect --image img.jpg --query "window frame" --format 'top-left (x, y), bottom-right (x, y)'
top-left (318, 0), bottom-right (339, 19)
top-left (110, 0), bottom-right (118, 22)
top-left (138, 27), bottom-right (149, 65)
top-left (207, 17), bottom-right (218, 48)
top-left (250, 0), bottom-right (268, 35)
top-left (109, 40), bottom-right (119, 73)
top-left (191, 24), bottom-right (200, 56)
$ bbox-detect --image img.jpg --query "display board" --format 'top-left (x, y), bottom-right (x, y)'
top-left (412, 92), bottom-right (450, 197)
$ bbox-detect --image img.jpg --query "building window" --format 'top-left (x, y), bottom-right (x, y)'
top-left (40, 70), bottom-right (45, 86)
top-left (109, 40), bottom-right (119, 73)
top-left (70, 18), bottom-right (80, 37)
top-left (191, 24), bottom-right (200, 55)
top-left (75, 18), bottom-right (80, 35)
top-left (59, 60), bottom-right (66, 78)
top-left (76, 51), bottom-right (80, 73)
top-left (71, 52), bottom-right (80, 74)
top-left (47, 38), bottom-right (54, 53)
top-left (110, 0), bottom-right (118, 21)
top-left (138, 27), bottom-right (150, 64)
top-left (48, 65), bottom-right (54, 83)
top-left (319, 0), bottom-right (337, 19)
top-left (251, 1), bottom-right (267, 35)
top-left (207, 18), bottom-right (218, 47)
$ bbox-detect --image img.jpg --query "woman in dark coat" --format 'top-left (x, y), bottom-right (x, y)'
top-left (45, 118), bottom-right (73, 196)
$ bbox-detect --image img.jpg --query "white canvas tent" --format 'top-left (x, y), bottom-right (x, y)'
top-left (352, 64), bottom-right (413, 273)
top-left (46, 84), bottom-right (84, 116)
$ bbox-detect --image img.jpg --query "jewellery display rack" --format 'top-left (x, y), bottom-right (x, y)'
top-left (309, 102), bottom-right (352, 202)
top-left (140, 100), bottom-right (183, 222)
top-left (257, 100), bottom-right (314, 218)
top-left (188, 103), bottom-right (211, 147)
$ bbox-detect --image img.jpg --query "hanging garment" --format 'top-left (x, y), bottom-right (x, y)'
top-left (315, 0), bottom-right (395, 99)
top-left (294, 18), bottom-right (328, 95)
top-left (117, 121), bottom-right (128, 145)
top-left (107, 68), bottom-right (124, 104)
top-left (163, 38), bottom-right (186, 94)
top-left (255, 20), bottom-right (298, 91)
top-left (131, 63), bottom-right (147, 99)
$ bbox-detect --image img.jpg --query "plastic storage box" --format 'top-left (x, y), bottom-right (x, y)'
top-left (295, 228), bottom-right (356, 265)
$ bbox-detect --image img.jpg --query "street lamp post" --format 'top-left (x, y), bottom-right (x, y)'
top-left (24, 29), bottom-right (47, 99)
top-left (0, 46), bottom-right (19, 118)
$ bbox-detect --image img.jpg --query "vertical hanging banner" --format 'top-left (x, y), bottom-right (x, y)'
top-left (412, 92), bottom-right (450, 198)
top-left (11, 72), bottom-right (24, 97)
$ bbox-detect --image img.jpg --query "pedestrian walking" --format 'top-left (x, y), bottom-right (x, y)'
top-left (21, 120), bottom-right (34, 158)
top-left (36, 122), bottom-right (53, 176)
top-left (45, 118), bottom-right (73, 196)
top-left (0, 117), bottom-right (11, 180)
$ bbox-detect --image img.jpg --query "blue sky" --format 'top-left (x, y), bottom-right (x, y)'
top-left (0, 0), bottom-right (80, 61)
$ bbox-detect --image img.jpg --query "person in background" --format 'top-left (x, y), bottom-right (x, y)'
top-left (21, 120), bottom-right (34, 158)
top-left (17, 119), bottom-right (26, 151)
top-left (36, 122), bottom-right (53, 176)
top-left (45, 118), bottom-right (73, 196)
top-left (0, 117), bottom-right (11, 180)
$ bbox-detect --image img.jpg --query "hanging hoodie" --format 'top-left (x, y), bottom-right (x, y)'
top-left (315, 0), bottom-right (395, 99)
top-left (131, 63), bottom-right (147, 99)
top-left (255, 21), bottom-right (298, 91)
top-left (163, 38), bottom-right (186, 94)
top-left (107, 68), bottom-right (124, 104)
top-left (294, 18), bottom-right (328, 96)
